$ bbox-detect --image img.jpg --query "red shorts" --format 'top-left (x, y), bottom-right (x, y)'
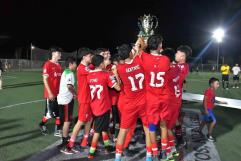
top-left (166, 99), bottom-right (181, 129)
top-left (120, 94), bottom-right (147, 129)
top-left (146, 93), bottom-right (170, 125)
top-left (110, 90), bottom-right (119, 106)
top-left (78, 103), bottom-right (92, 122)
top-left (120, 103), bottom-right (148, 129)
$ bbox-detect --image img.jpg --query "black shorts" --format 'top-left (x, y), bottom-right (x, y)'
top-left (222, 75), bottom-right (229, 81)
top-left (94, 110), bottom-right (110, 133)
top-left (44, 98), bottom-right (59, 118)
top-left (233, 75), bottom-right (239, 81)
top-left (59, 99), bottom-right (74, 122)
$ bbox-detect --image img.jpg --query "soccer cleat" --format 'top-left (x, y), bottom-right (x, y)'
top-left (237, 86), bottom-right (239, 88)
top-left (207, 135), bottom-right (216, 142)
top-left (39, 124), bottom-right (48, 135)
top-left (54, 130), bottom-right (62, 137)
top-left (146, 155), bottom-right (152, 161)
top-left (60, 146), bottom-right (75, 155)
top-left (88, 153), bottom-right (94, 159)
top-left (171, 146), bottom-right (179, 157)
top-left (71, 145), bottom-right (80, 153)
top-left (233, 86), bottom-right (235, 88)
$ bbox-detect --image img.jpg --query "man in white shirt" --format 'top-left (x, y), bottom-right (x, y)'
top-left (232, 64), bottom-right (241, 88)
top-left (57, 57), bottom-right (77, 154)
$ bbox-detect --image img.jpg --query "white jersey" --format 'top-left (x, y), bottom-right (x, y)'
top-left (232, 66), bottom-right (241, 75)
top-left (57, 69), bottom-right (75, 105)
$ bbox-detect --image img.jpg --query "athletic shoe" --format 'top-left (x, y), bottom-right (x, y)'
top-left (71, 145), bottom-right (81, 153)
top-left (54, 130), bottom-right (62, 137)
top-left (60, 146), bottom-right (75, 155)
top-left (207, 135), bottom-right (216, 142)
top-left (226, 88), bottom-right (229, 90)
top-left (236, 86), bottom-right (239, 88)
top-left (39, 124), bottom-right (48, 135)
top-left (171, 146), bottom-right (179, 157)
top-left (233, 86), bottom-right (235, 88)
top-left (88, 153), bottom-right (94, 159)
top-left (146, 155), bottom-right (152, 161)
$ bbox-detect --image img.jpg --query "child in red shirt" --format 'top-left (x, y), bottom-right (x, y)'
top-left (201, 77), bottom-right (227, 142)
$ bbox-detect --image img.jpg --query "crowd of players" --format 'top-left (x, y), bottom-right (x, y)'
top-left (38, 35), bottom-right (192, 161)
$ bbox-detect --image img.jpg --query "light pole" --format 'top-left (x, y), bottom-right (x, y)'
top-left (212, 28), bottom-right (225, 72)
top-left (31, 43), bottom-right (35, 68)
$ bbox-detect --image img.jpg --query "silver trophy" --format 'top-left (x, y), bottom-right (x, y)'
top-left (138, 14), bottom-right (158, 40)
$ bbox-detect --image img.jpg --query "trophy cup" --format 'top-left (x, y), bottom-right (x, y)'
top-left (138, 14), bottom-right (159, 41)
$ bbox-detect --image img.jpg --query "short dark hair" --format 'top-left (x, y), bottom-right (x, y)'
top-left (50, 46), bottom-right (63, 53)
top-left (78, 48), bottom-right (93, 60)
top-left (91, 55), bottom-right (104, 68)
top-left (147, 34), bottom-right (163, 51)
top-left (177, 45), bottom-right (192, 58)
top-left (209, 77), bottom-right (219, 86)
top-left (65, 56), bottom-right (76, 68)
top-left (117, 44), bottom-right (132, 60)
top-left (111, 53), bottom-right (121, 63)
top-left (94, 48), bottom-right (109, 55)
top-left (161, 48), bottom-right (175, 62)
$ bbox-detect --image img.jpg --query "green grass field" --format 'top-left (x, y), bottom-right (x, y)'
top-left (0, 71), bottom-right (241, 161)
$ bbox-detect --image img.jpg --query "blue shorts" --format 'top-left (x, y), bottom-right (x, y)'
top-left (202, 109), bottom-right (216, 123)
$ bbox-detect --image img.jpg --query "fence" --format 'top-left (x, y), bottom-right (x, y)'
top-left (0, 59), bottom-right (44, 71)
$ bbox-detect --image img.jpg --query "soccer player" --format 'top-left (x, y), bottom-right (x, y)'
top-left (200, 77), bottom-right (227, 142)
top-left (174, 45), bottom-right (192, 146)
top-left (39, 47), bottom-right (63, 136)
top-left (87, 55), bottom-right (120, 159)
top-left (57, 57), bottom-right (77, 154)
top-left (220, 63), bottom-right (230, 90)
top-left (138, 35), bottom-right (171, 160)
top-left (161, 48), bottom-right (181, 157)
top-left (67, 48), bottom-right (93, 151)
top-left (114, 44), bottom-right (152, 161)
top-left (232, 64), bottom-right (240, 88)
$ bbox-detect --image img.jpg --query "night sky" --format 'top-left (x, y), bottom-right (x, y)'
top-left (0, 0), bottom-right (241, 63)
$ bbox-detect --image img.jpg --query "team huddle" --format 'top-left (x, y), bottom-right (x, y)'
top-left (38, 35), bottom-right (192, 161)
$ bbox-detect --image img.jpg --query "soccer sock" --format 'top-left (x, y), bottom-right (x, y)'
top-left (102, 133), bottom-right (110, 147)
top-left (114, 124), bottom-right (120, 139)
top-left (115, 144), bottom-right (123, 159)
top-left (40, 116), bottom-right (48, 126)
top-left (168, 134), bottom-right (176, 148)
top-left (146, 146), bottom-right (152, 158)
top-left (80, 134), bottom-right (89, 146)
top-left (151, 143), bottom-right (159, 156)
top-left (55, 117), bottom-right (61, 130)
top-left (175, 125), bottom-right (182, 139)
top-left (161, 138), bottom-right (171, 154)
top-left (89, 142), bottom-right (97, 155)
top-left (62, 137), bottom-right (69, 146)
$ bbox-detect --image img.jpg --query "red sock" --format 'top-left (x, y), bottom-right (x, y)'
top-left (89, 142), bottom-right (97, 154)
top-left (123, 128), bottom-right (134, 148)
top-left (116, 144), bottom-right (123, 154)
top-left (146, 146), bottom-right (152, 156)
top-left (68, 139), bottom-right (75, 148)
top-left (151, 143), bottom-right (159, 156)
top-left (55, 117), bottom-right (61, 126)
top-left (168, 135), bottom-right (176, 147)
top-left (42, 117), bottom-right (48, 123)
top-left (102, 133), bottom-right (110, 147)
top-left (161, 138), bottom-right (171, 154)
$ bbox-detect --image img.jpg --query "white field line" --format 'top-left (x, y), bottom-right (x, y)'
top-left (3, 76), bottom-right (17, 79)
top-left (0, 99), bottom-right (44, 110)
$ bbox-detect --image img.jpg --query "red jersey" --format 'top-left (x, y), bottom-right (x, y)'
top-left (167, 63), bottom-right (181, 99)
top-left (177, 63), bottom-right (189, 89)
top-left (117, 56), bottom-right (145, 99)
top-left (87, 70), bottom-right (117, 116)
top-left (77, 63), bottom-right (91, 103)
top-left (203, 87), bottom-right (216, 109)
top-left (42, 60), bottom-right (62, 98)
top-left (140, 52), bottom-right (170, 96)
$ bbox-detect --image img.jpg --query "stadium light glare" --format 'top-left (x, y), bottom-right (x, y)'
top-left (212, 28), bottom-right (225, 43)
top-left (31, 45), bottom-right (35, 50)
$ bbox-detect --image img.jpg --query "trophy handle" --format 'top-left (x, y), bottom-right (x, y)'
top-left (153, 15), bottom-right (159, 29)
